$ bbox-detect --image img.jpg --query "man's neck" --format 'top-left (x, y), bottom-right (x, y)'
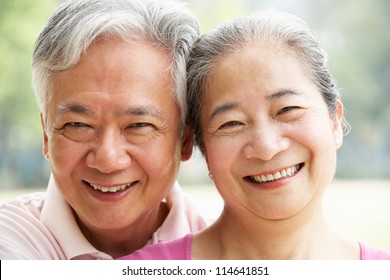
top-left (75, 201), bottom-right (169, 258)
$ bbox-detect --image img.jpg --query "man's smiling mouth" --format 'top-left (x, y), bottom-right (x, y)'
top-left (246, 163), bottom-right (303, 184)
top-left (84, 181), bottom-right (136, 193)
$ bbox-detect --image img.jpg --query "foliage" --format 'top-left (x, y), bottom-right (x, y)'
top-left (0, 0), bottom-right (58, 188)
top-left (0, 0), bottom-right (389, 189)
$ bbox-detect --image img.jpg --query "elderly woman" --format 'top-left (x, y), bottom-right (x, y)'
top-left (121, 10), bottom-right (390, 260)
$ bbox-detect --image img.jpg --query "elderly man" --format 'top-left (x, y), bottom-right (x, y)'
top-left (0, 0), bottom-right (207, 259)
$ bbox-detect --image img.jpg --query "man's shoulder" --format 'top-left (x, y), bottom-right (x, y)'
top-left (0, 191), bottom-right (65, 259)
top-left (162, 184), bottom-right (209, 233)
top-left (0, 191), bottom-right (46, 218)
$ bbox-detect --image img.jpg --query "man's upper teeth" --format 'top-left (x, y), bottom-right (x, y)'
top-left (251, 164), bottom-right (300, 183)
top-left (90, 183), bottom-right (130, 192)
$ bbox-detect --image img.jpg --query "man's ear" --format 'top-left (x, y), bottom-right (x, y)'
top-left (180, 123), bottom-right (194, 161)
top-left (40, 113), bottom-right (49, 160)
top-left (333, 99), bottom-right (344, 149)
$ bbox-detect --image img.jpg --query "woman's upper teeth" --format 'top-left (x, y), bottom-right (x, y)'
top-left (250, 164), bottom-right (301, 183)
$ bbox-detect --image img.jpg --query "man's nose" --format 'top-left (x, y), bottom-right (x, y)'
top-left (86, 129), bottom-right (131, 173)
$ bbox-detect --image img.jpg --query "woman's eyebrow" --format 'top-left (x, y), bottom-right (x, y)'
top-left (209, 102), bottom-right (238, 122)
top-left (266, 89), bottom-right (301, 101)
top-left (209, 89), bottom-right (301, 121)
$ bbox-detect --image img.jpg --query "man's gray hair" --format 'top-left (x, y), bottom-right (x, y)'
top-left (33, 0), bottom-right (200, 127)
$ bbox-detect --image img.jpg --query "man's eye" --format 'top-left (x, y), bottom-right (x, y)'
top-left (57, 122), bottom-right (94, 142)
top-left (66, 122), bottom-right (89, 128)
top-left (127, 123), bottom-right (152, 128)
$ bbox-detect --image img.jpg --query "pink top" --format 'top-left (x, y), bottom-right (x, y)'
top-left (120, 234), bottom-right (390, 260)
top-left (0, 175), bottom-right (208, 259)
top-left (118, 234), bottom-right (192, 260)
top-left (360, 243), bottom-right (390, 260)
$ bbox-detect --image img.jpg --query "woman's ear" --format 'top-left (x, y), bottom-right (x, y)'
top-left (332, 99), bottom-right (344, 149)
top-left (180, 123), bottom-right (194, 162)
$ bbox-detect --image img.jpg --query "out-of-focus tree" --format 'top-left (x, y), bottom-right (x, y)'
top-left (0, 0), bottom-right (58, 188)
top-left (302, 0), bottom-right (390, 177)
top-left (1, 0), bottom-right (389, 189)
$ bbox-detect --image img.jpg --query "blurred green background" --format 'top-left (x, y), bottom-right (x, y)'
top-left (0, 0), bottom-right (389, 252)
top-left (1, 0), bottom-right (390, 189)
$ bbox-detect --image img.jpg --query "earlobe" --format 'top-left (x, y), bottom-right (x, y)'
top-left (180, 124), bottom-right (194, 161)
top-left (40, 113), bottom-right (49, 160)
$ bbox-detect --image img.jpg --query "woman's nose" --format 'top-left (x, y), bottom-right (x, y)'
top-left (242, 124), bottom-right (289, 161)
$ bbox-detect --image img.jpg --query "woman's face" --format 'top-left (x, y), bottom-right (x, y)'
top-left (201, 43), bottom-right (343, 220)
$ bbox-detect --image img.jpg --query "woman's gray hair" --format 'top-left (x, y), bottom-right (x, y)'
top-left (187, 10), bottom-right (350, 152)
top-left (32, 0), bottom-right (200, 127)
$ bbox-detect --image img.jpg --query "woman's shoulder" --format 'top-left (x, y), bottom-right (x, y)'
top-left (359, 243), bottom-right (390, 260)
top-left (117, 234), bottom-right (193, 260)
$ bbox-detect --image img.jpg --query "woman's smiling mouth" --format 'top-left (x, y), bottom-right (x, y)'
top-left (246, 163), bottom-right (304, 184)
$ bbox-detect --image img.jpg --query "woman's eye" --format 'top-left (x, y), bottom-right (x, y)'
top-left (219, 121), bottom-right (242, 129)
top-left (278, 106), bottom-right (300, 115)
top-left (276, 106), bottom-right (305, 122)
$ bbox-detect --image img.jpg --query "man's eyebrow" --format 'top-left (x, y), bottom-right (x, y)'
top-left (209, 102), bottom-right (238, 122)
top-left (122, 105), bottom-right (166, 121)
top-left (57, 102), bottom-right (92, 116)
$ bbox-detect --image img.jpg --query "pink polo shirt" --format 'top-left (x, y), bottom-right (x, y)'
top-left (0, 176), bottom-right (208, 259)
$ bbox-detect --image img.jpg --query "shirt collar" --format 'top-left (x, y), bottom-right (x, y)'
top-left (40, 175), bottom-right (206, 259)
top-left (41, 175), bottom-right (112, 260)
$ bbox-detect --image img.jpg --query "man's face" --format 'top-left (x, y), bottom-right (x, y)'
top-left (42, 38), bottom-right (192, 233)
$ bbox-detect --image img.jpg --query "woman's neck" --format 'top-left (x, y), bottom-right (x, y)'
top-left (193, 202), bottom-right (359, 259)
